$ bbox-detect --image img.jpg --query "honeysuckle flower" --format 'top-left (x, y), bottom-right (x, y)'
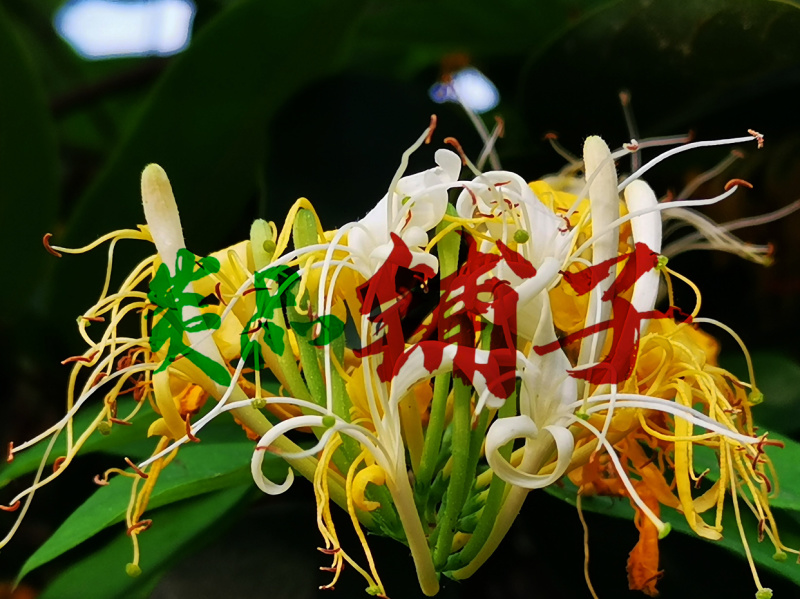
top-left (3, 121), bottom-right (798, 599)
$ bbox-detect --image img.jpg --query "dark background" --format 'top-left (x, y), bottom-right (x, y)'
top-left (1, 1), bottom-right (800, 597)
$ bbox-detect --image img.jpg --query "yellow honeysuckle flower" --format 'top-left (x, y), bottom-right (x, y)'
top-left (3, 123), bottom-right (797, 599)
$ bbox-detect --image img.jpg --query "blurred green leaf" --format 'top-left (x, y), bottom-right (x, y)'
top-left (0, 399), bottom-right (157, 491)
top-left (49, 0), bottom-right (366, 327)
top-left (37, 484), bottom-right (252, 599)
top-left (546, 479), bottom-right (800, 587)
top-left (0, 2), bottom-right (59, 325)
top-left (17, 420), bottom-right (275, 581)
top-left (693, 431), bottom-right (800, 512)
top-left (721, 351), bottom-right (800, 436)
top-left (351, 0), bottom-right (625, 77)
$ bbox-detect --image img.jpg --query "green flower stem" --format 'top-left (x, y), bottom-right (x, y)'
top-left (445, 390), bottom-right (516, 570)
top-left (451, 436), bottom-right (554, 580)
top-left (292, 208), bottom-right (359, 464)
top-left (416, 206), bottom-right (461, 515)
top-left (433, 377), bottom-right (473, 569)
top-left (415, 372), bottom-right (452, 506)
top-left (249, 219), bottom-right (312, 401)
top-left (386, 469), bottom-right (440, 596)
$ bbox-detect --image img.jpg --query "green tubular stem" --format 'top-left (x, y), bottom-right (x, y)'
top-left (445, 390), bottom-right (517, 570)
top-left (433, 377), bottom-right (473, 569)
top-left (415, 372), bottom-right (452, 501)
top-left (249, 218), bottom-right (311, 401)
top-left (451, 436), bottom-right (554, 579)
top-left (387, 470), bottom-right (440, 596)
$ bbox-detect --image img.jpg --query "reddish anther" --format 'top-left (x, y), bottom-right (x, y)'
top-left (443, 137), bottom-right (468, 165)
top-left (724, 178), bottom-right (754, 191)
top-left (185, 417), bottom-right (200, 442)
top-left (748, 129), bottom-right (764, 149)
top-left (61, 351), bottom-right (98, 366)
top-left (93, 371), bottom-right (109, 386)
top-left (127, 519), bottom-right (153, 536)
top-left (693, 468), bottom-right (710, 489)
top-left (494, 115), bottom-right (505, 138)
top-left (0, 501), bottom-right (21, 512)
top-left (82, 315), bottom-right (105, 323)
top-left (319, 567), bottom-right (339, 573)
top-left (110, 418), bottom-right (132, 426)
top-left (731, 149), bottom-right (745, 159)
top-left (42, 233), bottom-right (62, 257)
top-left (6, 442), bottom-right (13, 463)
top-left (318, 547), bottom-right (340, 555)
top-left (125, 457), bottom-right (149, 479)
top-left (214, 282), bottom-right (229, 306)
top-left (93, 474), bottom-right (109, 486)
top-left (425, 114), bottom-right (438, 144)
top-left (462, 184), bottom-right (479, 206)
top-left (543, 132), bottom-right (558, 141)
top-left (53, 456), bottom-right (66, 472)
top-left (754, 470), bottom-right (773, 493)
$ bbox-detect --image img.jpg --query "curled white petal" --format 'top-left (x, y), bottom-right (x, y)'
top-left (485, 415), bottom-right (574, 489)
top-left (251, 415), bottom-right (324, 495)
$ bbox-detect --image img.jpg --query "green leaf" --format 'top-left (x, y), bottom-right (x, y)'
top-left (720, 351), bottom-right (800, 436)
top-left (350, 0), bottom-right (626, 77)
top-left (0, 2), bottom-right (59, 327)
top-left (0, 398), bottom-right (158, 491)
top-left (17, 419), bottom-right (281, 581)
top-left (693, 431), bottom-right (800, 512)
top-left (37, 484), bottom-right (253, 599)
top-left (49, 0), bottom-right (366, 328)
top-left (546, 479), bottom-right (800, 587)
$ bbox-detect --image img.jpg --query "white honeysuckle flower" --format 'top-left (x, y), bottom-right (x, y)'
top-left (347, 148), bottom-right (461, 277)
top-left (485, 292), bottom-right (576, 489)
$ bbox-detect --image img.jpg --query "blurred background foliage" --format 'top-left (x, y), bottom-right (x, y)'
top-left (1, 0), bottom-right (800, 597)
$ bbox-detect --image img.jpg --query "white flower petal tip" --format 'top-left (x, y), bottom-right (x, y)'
top-left (141, 163), bottom-right (185, 270)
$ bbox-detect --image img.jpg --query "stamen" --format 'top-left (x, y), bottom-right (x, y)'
top-left (544, 132), bottom-right (581, 164)
top-left (93, 474), bottom-right (109, 486)
top-left (126, 519), bottom-right (153, 535)
top-left (185, 416), bottom-right (200, 443)
top-left (52, 456), bottom-right (66, 472)
top-left (80, 315), bottom-right (106, 323)
top-left (6, 442), bottom-right (13, 463)
top-left (748, 129), bottom-right (764, 149)
top-left (576, 494), bottom-right (601, 599)
top-left (425, 114), bottom-right (437, 144)
top-left (61, 351), bottom-right (98, 365)
top-left (724, 179), bottom-right (754, 191)
top-left (42, 233), bottom-right (62, 257)
top-left (110, 418), bottom-right (132, 426)
top-left (125, 457), bottom-right (149, 479)
top-left (444, 137), bottom-right (468, 166)
top-left (619, 90), bottom-right (641, 172)
top-left (214, 282), bottom-right (228, 306)
top-left (0, 501), bottom-right (21, 512)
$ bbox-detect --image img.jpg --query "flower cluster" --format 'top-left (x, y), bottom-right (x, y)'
top-left (3, 121), bottom-right (796, 598)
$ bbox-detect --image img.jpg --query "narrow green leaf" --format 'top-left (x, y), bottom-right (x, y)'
top-left (17, 420), bottom-right (280, 581)
top-left (37, 484), bottom-right (252, 599)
